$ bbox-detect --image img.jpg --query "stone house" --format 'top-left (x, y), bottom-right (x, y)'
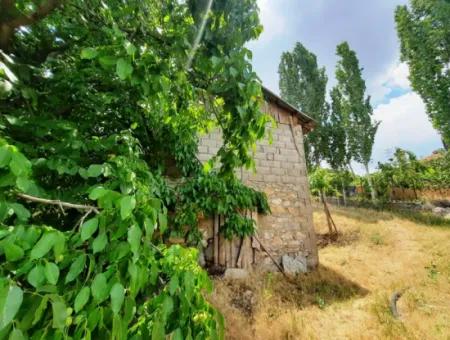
top-left (198, 86), bottom-right (318, 272)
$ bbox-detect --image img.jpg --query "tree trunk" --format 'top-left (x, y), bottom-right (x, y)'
top-left (442, 137), bottom-right (448, 151)
top-left (347, 163), bottom-right (356, 176)
top-left (364, 163), bottom-right (377, 203)
top-left (340, 176), bottom-right (347, 206)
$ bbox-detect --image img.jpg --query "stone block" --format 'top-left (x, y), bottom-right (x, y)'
top-left (224, 268), bottom-right (249, 280)
top-left (281, 254), bottom-right (308, 275)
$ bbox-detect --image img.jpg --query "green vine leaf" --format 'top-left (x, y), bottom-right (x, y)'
top-left (4, 243), bottom-right (24, 262)
top-left (92, 232), bottom-right (108, 253)
top-left (116, 58), bottom-right (133, 80)
top-left (51, 300), bottom-right (67, 329)
top-left (81, 48), bottom-right (98, 59)
top-left (81, 217), bottom-right (99, 241)
top-left (120, 196), bottom-right (136, 220)
top-left (45, 262), bottom-right (60, 285)
top-left (65, 254), bottom-right (86, 284)
top-left (30, 232), bottom-right (57, 260)
top-left (110, 283), bottom-right (125, 315)
top-left (8, 329), bottom-right (25, 340)
top-left (0, 285), bottom-right (23, 330)
top-left (27, 265), bottom-right (45, 288)
top-left (74, 287), bottom-right (90, 313)
top-left (127, 224), bottom-right (141, 259)
top-left (91, 273), bottom-right (108, 303)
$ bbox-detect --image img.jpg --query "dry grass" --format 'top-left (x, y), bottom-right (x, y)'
top-left (210, 206), bottom-right (450, 340)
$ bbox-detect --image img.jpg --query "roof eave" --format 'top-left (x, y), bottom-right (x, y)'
top-left (261, 86), bottom-right (316, 133)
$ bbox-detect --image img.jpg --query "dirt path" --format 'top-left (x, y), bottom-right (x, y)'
top-left (211, 206), bottom-right (450, 340)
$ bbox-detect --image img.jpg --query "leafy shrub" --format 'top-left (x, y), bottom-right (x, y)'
top-left (0, 0), bottom-right (267, 338)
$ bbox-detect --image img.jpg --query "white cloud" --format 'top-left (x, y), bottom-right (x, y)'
top-left (371, 91), bottom-right (441, 165)
top-left (369, 62), bottom-right (411, 103)
top-left (251, 0), bottom-right (288, 45)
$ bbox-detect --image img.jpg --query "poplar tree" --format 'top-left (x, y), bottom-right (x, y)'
top-left (333, 42), bottom-right (379, 202)
top-left (278, 42), bottom-right (328, 168)
top-left (395, 0), bottom-right (450, 149)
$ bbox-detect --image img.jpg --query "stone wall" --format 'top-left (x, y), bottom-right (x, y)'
top-left (198, 100), bottom-right (318, 270)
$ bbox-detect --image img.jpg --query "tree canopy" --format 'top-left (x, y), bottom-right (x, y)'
top-left (0, 0), bottom-right (270, 338)
top-left (278, 42), bottom-right (328, 167)
top-left (332, 42), bottom-right (379, 201)
top-left (395, 0), bottom-right (450, 149)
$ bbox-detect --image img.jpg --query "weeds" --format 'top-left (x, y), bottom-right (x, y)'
top-left (370, 232), bottom-right (385, 245)
top-left (426, 262), bottom-right (439, 281)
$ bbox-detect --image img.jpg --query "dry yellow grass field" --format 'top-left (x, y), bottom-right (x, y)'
top-left (211, 206), bottom-right (450, 340)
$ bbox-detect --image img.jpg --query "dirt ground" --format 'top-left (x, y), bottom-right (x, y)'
top-left (210, 206), bottom-right (450, 340)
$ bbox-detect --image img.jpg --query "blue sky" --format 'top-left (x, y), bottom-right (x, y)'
top-left (248, 0), bottom-right (443, 171)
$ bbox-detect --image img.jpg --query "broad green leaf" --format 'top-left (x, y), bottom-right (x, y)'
top-left (0, 285), bottom-right (23, 330)
top-left (89, 186), bottom-right (108, 200)
top-left (51, 300), bottom-right (67, 329)
top-left (16, 177), bottom-right (36, 193)
top-left (127, 224), bottom-right (141, 258)
top-left (116, 58), bottom-right (133, 80)
top-left (74, 287), bottom-right (90, 313)
top-left (123, 297), bottom-right (136, 325)
top-left (110, 283), bottom-right (125, 315)
top-left (4, 243), bottom-right (24, 262)
top-left (30, 232), bottom-right (57, 260)
top-left (172, 328), bottom-right (183, 340)
top-left (91, 273), bottom-right (108, 303)
top-left (99, 56), bottom-right (117, 67)
top-left (151, 320), bottom-right (165, 340)
top-left (158, 213), bottom-right (167, 233)
top-left (92, 232), bottom-right (107, 253)
top-left (8, 329), bottom-right (25, 340)
top-left (53, 232), bottom-right (66, 262)
top-left (32, 296), bottom-right (48, 325)
top-left (9, 203), bottom-right (30, 222)
top-left (44, 262), bottom-right (60, 285)
top-left (65, 254), bottom-right (86, 283)
top-left (81, 217), bottom-right (99, 241)
top-left (161, 295), bottom-right (173, 321)
top-left (120, 196), bottom-right (135, 220)
top-left (0, 146), bottom-right (11, 168)
top-left (87, 164), bottom-right (103, 178)
top-left (27, 265), bottom-right (45, 288)
top-left (144, 217), bottom-right (155, 240)
top-left (9, 152), bottom-right (31, 177)
top-left (124, 41), bottom-right (137, 56)
top-left (168, 275), bottom-right (179, 295)
top-left (80, 48), bottom-right (98, 59)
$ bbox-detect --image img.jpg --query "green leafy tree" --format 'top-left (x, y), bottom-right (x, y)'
top-left (395, 0), bottom-right (450, 149)
top-left (333, 42), bottom-right (379, 202)
top-left (0, 0), bottom-right (269, 338)
top-left (278, 42), bottom-right (328, 167)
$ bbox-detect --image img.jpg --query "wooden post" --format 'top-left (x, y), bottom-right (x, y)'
top-left (213, 214), bottom-right (219, 266)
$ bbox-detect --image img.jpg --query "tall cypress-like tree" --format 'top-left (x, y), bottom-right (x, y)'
top-left (278, 42), bottom-right (328, 168)
top-left (334, 42), bottom-right (379, 202)
top-left (395, 0), bottom-right (450, 149)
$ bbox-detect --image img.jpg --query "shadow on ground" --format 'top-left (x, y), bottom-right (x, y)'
top-left (266, 265), bottom-right (369, 309)
top-left (214, 265), bottom-right (369, 318)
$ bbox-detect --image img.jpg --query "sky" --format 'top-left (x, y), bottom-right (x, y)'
top-left (247, 0), bottom-right (443, 172)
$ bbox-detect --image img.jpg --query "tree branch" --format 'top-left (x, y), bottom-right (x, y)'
top-left (7, 0), bottom-right (62, 28)
top-left (17, 193), bottom-right (100, 214)
top-left (0, 0), bottom-right (62, 50)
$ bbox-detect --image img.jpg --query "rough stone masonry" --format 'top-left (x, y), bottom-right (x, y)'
top-left (198, 87), bottom-right (319, 271)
